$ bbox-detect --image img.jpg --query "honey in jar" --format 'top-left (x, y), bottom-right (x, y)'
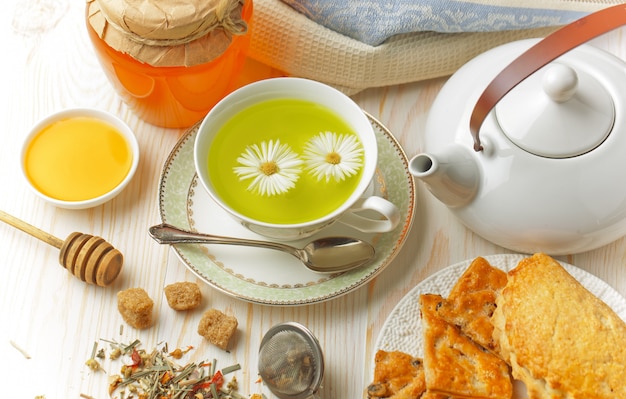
top-left (86, 0), bottom-right (253, 128)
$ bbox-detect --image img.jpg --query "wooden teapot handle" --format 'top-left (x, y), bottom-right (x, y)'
top-left (469, 4), bottom-right (626, 152)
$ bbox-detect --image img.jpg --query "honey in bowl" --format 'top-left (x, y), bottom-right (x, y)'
top-left (207, 98), bottom-right (364, 224)
top-left (22, 110), bottom-right (138, 208)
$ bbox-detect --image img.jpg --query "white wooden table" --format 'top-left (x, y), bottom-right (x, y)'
top-left (2, 1), bottom-right (626, 398)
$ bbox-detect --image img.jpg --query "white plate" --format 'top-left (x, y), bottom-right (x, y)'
top-left (374, 254), bottom-right (626, 397)
top-left (157, 113), bottom-right (416, 305)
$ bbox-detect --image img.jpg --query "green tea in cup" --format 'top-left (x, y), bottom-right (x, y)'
top-left (207, 98), bottom-right (363, 224)
top-left (194, 77), bottom-right (400, 240)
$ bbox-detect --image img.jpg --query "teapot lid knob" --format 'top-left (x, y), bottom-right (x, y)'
top-left (543, 63), bottom-right (577, 103)
top-left (494, 62), bottom-right (614, 158)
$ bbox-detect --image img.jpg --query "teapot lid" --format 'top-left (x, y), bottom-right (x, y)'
top-left (494, 62), bottom-right (615, 158)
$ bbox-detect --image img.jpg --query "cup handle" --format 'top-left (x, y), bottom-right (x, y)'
top-left (337, 196), bottom-right (401, 233)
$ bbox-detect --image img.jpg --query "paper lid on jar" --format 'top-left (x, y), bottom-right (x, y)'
top-left (87, 0), bottom-right (249, 67)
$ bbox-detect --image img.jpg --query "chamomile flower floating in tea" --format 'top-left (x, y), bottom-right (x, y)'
top-left (234, 139), bottom-right (302, 196)
top-left (304, 131), bottom-right (364, 182)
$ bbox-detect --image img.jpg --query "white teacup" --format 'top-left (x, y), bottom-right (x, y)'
top-left (194, 77), bottom-right (400, 240)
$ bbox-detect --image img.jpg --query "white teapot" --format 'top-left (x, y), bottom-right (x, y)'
top-left (409, 5), bottom-right (626, 255)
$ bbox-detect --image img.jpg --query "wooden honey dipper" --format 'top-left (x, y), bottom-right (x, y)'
top-left (0, 210), bottom-right (123, 286)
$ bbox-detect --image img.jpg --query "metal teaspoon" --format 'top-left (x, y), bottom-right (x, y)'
top-left (148, 223), bottom-right (376, 273)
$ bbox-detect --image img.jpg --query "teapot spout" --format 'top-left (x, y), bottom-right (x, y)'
top-left (409, 146), bottom-right (480, 208)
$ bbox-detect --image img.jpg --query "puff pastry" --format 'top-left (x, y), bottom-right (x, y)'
top-left (492, 253), bottom-right (626, 398)
top-left (436, 257), bottom-right (507, 353)
top-left (367, 350), bottom-right (427, 398)
top-left (420, 293), bottom-right (512, 399)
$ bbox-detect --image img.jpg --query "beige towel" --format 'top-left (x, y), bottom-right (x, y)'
top-left (248, 0), bottom-right (622, 94)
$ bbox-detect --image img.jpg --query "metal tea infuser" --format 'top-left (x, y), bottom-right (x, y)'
top-left (258, 322), bottom-right (325, 399)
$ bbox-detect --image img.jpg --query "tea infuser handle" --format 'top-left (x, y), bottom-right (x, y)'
top-left (470, 4), bottom-right (626, 152)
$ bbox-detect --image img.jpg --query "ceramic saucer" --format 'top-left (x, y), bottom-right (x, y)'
top-left (157, 113), bottom-right (416, 305)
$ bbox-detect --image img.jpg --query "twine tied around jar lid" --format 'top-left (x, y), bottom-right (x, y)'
top-left (86, 0), bottom-right (249, 67)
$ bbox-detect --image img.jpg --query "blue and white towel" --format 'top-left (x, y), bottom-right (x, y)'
top-left (280, 0), bottom-right (592, 45)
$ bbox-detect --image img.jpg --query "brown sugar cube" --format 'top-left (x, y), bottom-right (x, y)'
top-left (117, 288), bottom-right (154, 329)
top-left (197, 308), bottom-right (238, 350)
top-left (164, 282), bottom-right (202, 310)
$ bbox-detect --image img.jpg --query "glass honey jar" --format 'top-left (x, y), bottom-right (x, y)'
top-left (86, 0), bottom-right (253, 128)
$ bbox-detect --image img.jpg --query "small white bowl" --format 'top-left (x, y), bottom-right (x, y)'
top-left (21, 108), bottom-right (140, 209)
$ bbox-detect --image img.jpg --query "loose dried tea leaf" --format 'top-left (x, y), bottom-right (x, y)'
top-left (85, 341), bottom-right (103, 372)
top-left (87, 339), bottom-right (244, 398)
